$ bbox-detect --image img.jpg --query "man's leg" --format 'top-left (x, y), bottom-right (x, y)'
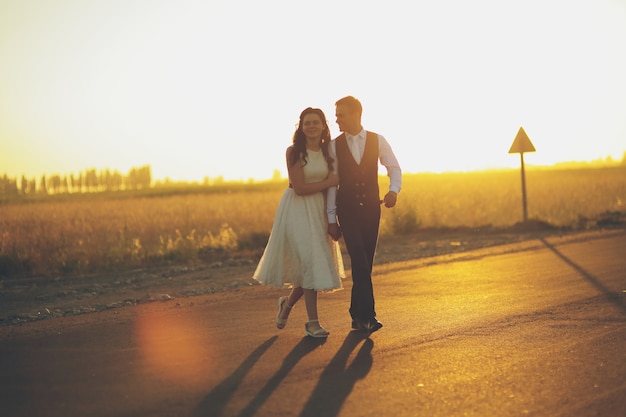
top-left (339, 205), bottom-right (380, 322)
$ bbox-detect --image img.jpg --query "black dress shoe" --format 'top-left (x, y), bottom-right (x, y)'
top-left (367, 319), bottom-right (383, 333)
top-left (351, 320), bottom-right (366, 330)
top-left (351, 319), bottom-right (383, 332)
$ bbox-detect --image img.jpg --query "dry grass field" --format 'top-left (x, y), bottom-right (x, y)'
top-left (1, 166), bottom-right (624, 278)
top-left (383, 166), bottom-right (625, 233)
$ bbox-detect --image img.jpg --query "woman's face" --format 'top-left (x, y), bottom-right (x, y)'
top-left (301, 113), bottom-right (324, 141)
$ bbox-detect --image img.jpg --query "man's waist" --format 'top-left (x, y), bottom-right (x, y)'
top-left (338, 181), bottom-right (378, 190)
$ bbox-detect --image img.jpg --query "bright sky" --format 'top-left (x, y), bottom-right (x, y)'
top-left (1, 0), bottom-right (625, 182)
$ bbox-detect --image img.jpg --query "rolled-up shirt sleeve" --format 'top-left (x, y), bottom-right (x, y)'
top-left (378, 134), bottom-right (402, 193)
top-left (326, 140), bottom-right (338, 224)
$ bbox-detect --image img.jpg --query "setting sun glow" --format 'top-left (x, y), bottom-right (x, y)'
top-left (1, 0), bottom-right (625, 183)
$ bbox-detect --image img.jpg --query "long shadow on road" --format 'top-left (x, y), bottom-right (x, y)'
top-left (191, 336), bottom-right (278, 417)
top-left (540, 238), bottom-right (626, 314)
top-left (234, 336), bottom-right (327, 417)
top-left (189, 335), bottom-right (329, 417)
top-left (299, 331), bottom-right (373, 417)
top-left (191, 331), bottom-right (373, 417)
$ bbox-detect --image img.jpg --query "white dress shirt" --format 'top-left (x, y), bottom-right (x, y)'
top-left (347, 131), bottom-right (365, 164)
top-left (326, 128), bottom-right (402, 223)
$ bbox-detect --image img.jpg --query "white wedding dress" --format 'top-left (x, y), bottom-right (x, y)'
top-left (253, 149), bottom-right (344, 291)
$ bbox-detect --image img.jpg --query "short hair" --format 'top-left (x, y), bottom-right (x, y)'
top-left (335, 96), bottom-right (362, 117)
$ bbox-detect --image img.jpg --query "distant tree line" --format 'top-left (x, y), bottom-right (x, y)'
top-left (0, 165), bottom-right (152, 196)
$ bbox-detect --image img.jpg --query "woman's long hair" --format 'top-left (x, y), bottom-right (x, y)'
top-left (289, 107), bottom-right (334, 170)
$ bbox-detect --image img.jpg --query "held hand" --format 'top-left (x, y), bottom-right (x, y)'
top-left (326, 172), bottom-right (339, 187)
top-left (383, 191), bottom-right (398, 208)
top-left (327, 223), bottom-right (342, 241)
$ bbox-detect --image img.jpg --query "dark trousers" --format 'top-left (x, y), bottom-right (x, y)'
top-left (338, 203), bottom-right (381, 322)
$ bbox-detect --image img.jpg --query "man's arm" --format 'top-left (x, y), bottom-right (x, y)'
top-left (326, 140), bottom-right (342, 240)
top-left (378, 134), bottom-right (401, 192)
top-left (378, 134), bottom-right (402, 207)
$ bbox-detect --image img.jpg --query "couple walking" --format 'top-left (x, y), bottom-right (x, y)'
top-left (253, 96), bottom-right (402, 338)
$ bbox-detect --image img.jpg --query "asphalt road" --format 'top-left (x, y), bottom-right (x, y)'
top-left (1, 230), bottom-right (625, 417)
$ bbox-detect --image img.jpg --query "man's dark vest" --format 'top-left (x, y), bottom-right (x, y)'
top-left (336, 131), bottom-right (380, 211)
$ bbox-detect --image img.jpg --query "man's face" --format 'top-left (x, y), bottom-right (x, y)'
top-left (335, 104), bottom-right (360, 135)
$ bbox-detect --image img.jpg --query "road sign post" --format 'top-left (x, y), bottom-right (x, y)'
top-left (508, 127), bottom-right (536, 223)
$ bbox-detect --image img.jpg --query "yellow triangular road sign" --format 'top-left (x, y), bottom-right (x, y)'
top-left (508, 127), bottom-right (536, 154)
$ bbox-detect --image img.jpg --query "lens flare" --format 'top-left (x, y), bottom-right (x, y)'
top-left (134, 309), bottom-right (214, 388)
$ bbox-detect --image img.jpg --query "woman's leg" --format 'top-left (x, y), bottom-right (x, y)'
top-left (303, 289), bottom-right (329, 336)
top-left (279, 286), bottom-right (303, 321)
top-left (303, 288), bottom-right (318, 322)
top-left (303, 289), bottom-right (328, 334)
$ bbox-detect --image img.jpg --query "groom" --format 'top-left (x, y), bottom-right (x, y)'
top-left (327, 96), bottom-right (402, 333)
